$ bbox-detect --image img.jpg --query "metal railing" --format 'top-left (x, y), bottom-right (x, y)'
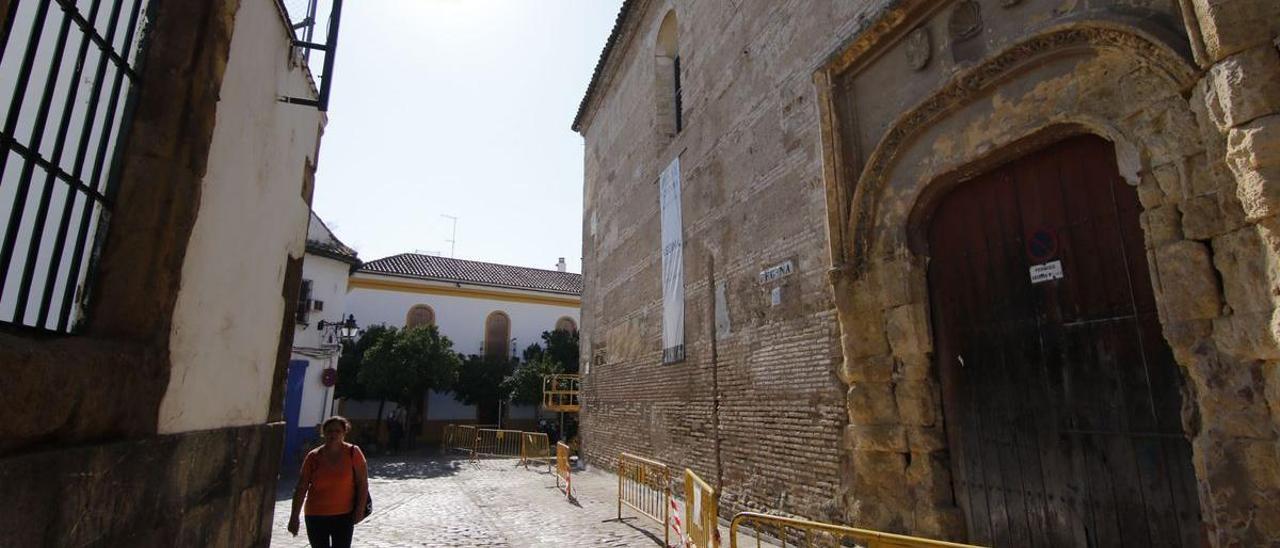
top-left (685, 469), bottom-right (719, 548)
top-left (555, 441), bottom-right (573, 498)
top-left (542, 374), bottom-right (581, 412)
top-left (472, 428), bottom-right (523, 459)
top-left (729, 513), bottom-right (983, 548)
top-left (442, 424), bottom-right (477, 454)
top-left (519, 431), bottom-right (552, 470)
top-left (0, 0), bottom-right (152, 332)
top-left (618, 453), bottom-right (672, 548)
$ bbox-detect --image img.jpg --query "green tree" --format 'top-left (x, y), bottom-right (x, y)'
top-left (452, 354), bottom-right (516, 424)
top-left (503, 328), bottom-right (580, 409)
top-left (502, 356), bottom-right (563, 406)
top-left (334, 324), bottom-right (395, 400)
top-left (358, 325), bottom-right (461, 425)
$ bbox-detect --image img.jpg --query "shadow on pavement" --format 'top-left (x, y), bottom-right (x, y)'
top-left (274, 450), bottom-right (468, 501)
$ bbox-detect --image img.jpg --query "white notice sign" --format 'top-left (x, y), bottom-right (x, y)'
top-left (659, 157), bottom-right (685, 363)
top-left (1029, 260), bottom-right (1064, 284)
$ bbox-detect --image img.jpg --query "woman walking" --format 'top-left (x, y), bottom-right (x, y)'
top-left (288, 416), bottom-right (369, 548)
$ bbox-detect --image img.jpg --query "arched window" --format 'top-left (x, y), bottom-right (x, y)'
top-left (483, 311), bottom-right (511, 360)
top-left (654, 10), bottom-right (682, 137)
top-left (405, 304), bottom-right (435, 328)
top-left (555, 316), bottom-right (577, 334)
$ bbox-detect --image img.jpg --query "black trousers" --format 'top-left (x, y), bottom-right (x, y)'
top-left (305, 514), bottom-right (353, 548)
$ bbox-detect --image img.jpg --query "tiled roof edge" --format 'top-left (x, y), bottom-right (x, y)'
top-left (571, 0), bottom-right (644, 133)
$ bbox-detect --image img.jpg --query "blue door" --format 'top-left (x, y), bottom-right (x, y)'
top-left (282, 359), bottom-right (309, 468)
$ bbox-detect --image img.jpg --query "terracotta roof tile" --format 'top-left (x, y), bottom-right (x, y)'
top-left (359, 253), bottom-right (582, 295)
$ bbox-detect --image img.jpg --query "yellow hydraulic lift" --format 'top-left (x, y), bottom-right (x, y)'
top-left (542, 374), bottom-right (580, 446)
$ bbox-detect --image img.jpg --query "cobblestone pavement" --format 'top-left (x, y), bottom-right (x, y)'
top-left (270, 452), bottom-right (676, 547)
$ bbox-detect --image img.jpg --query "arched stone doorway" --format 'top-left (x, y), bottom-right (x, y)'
top-left (813, 10), bottom-right (1280, 543)
top-left (925, 134), bottom-right (1201, 546)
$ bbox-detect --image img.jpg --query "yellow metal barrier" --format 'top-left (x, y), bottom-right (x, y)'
top-left (443, 424), bottom-right (478, 454)
top-left (685, 469), bottom-right (719, 548)
top-left (472, 428), bottom-right (523, 459)
top-left (617, 453), bottom-right (672, 548)
top-left (555, 441), bottom-right (573, 498)
top-left (520, 432), bottom-right (552, 470)
top-left (542, 374), bottom-right (581, 412)
top-left (729, 512), bottom-right (983, 548)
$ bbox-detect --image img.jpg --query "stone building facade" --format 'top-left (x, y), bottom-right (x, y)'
top-left (574, 0), bottom-right (1280, 545)
top-left (2, 1), bottom-right (330, 545)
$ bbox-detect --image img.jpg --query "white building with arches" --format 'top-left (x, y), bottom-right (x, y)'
top-left (342, 253), bottom-right (581, 440)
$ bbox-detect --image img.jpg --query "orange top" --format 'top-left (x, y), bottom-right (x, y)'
top-left (301, 443), bottom-right (367, 516)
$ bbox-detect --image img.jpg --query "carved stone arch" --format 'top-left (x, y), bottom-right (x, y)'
top-left (817, 20), bottom-right (1213, 539)
top-left (836, 23), bottom-right (1199, 278)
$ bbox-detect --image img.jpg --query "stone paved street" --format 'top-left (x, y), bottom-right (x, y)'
top-left (271, 452), bottom-right (676, 547)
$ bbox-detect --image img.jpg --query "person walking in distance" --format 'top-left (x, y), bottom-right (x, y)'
top-left (288, 416), bottom-right (370, 548)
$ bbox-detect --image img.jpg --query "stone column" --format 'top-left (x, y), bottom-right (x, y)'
top-left (1183, 1), bottom-right (1280, 543)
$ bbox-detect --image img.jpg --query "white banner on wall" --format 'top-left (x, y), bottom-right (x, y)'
top-left (659, 157), bottom-right (685, 363)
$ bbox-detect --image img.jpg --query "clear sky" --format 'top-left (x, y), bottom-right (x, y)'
top-left (297, 1), bottom-right (622, 274)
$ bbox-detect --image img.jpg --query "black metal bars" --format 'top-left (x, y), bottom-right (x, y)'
top-left (0, 0), bottom-right (150, 333)
top-left (282, 0), bottom-right (342, 111)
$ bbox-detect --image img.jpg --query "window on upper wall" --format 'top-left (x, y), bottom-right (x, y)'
top-left (483, 311), bottom-right (511, 360)
top-left (405, 304), bottom-right (435, 328)
top-left (0, 0), bottom-right (153, 333)
top-left (654, 10), bottom-right (682, 138)
top-left (296, 280), bottom-right (313, 324)
top-left (555, 316), bottom-right (577, 334)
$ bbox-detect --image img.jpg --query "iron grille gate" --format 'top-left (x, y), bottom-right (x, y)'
top-left (0, 0), bottom-right (150, 332)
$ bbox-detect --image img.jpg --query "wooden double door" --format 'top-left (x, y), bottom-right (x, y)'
top-left (926, 136), bottom-right (1203, 547)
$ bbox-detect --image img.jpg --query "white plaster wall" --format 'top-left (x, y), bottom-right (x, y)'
top-left (159, 0), bottom-right (324, 434)
top-left (345, 277), bottom-right (580, 357)
top-left (294, 254), bottom-right (353, 349)
top-left (289, 253), bottom-right (352, 428)
top-left (344, 273), bottom-right (580, 423)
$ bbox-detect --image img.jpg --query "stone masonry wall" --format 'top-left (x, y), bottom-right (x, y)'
top-left (579, 0), bottom-right (885, 522)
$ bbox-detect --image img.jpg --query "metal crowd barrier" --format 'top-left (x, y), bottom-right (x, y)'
top-left (617, 453), bottom-right (672, 548)
top-left (520, 432), bottom-right (553, 470)
top-left (473, 428), bottom-right (523, 459)
top-left (555, 441), bottom-right (573, 498)
top-left (443, 424), bottom-right (478, 453)
top-left (685, 469), bottom-right (719, 548)
top-left (729, 512), bottom-right (982, 548)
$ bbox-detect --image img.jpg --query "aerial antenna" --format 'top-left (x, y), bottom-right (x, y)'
top-left (441, 214), bottom-right (458, 258)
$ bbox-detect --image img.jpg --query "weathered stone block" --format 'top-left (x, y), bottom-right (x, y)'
top-left (1227, 116), bottom-right (1280, 220)
top-left (906, 452), bottom-right (954, 505)
top-left (895, 380), bottom-right (938, 426)
top-left (1213, 311), bottom-right (1280, 361)
top-left (1265, 360), bottom-right (1280, 432)
top-left (876, 257), bottom-right (927, 308)
top-left (907, 425), bottom-right (947, 452)
top-left (1177, 194), bottom-right (1239, 241)
top-left (1206, 45), bottom-right (1280, 129)
top-left (1212, 226), bottom-right (1278, 314)
top-left (838, 353), bottom-right (894, 385)
top-left (912, 503), bottom-right (966, 541)
top-left (1136, 170), bottom-right (1167, 209)
top-left (885, 303), bottom-right (932, 359)
top-left (850, 449), bottom-right (907, 504)
top-left (1154, 240), bottom-right (1223, 321)
top-left (1190, 0), bottom-right (1280, 62)
top-left (1151, 162), bottom-right (1186, 202)
top-left (847, 382), bottom-right (898, 425)
top-left (1183, 353), bottom-right (1278, 437)
top-left (1142, 205), bottom-right (1183, 246)
top-left (846, 424), bottom-right (907, 452)
top-left (896, 354), bottom-right (933, 381)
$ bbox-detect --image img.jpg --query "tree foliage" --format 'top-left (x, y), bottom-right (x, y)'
top-left (520, 329), bottom-right (580, 373)
top-left (503, 328), bottom-right (579, 407)
top-left (357, 325), bottom-right (461, 410)
top-left (452, 354), bottom-right (516, 419)
top-left (334, 324), bottom-right (395, 400)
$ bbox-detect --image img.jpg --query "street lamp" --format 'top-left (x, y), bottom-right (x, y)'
top-left (317, 314), bottom-right (360, 344)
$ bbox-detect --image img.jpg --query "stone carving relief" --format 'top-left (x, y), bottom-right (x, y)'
top-left (905, 27), bottom-right (932, 71)
top-left (947, 1), bottom-right (983, 41)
